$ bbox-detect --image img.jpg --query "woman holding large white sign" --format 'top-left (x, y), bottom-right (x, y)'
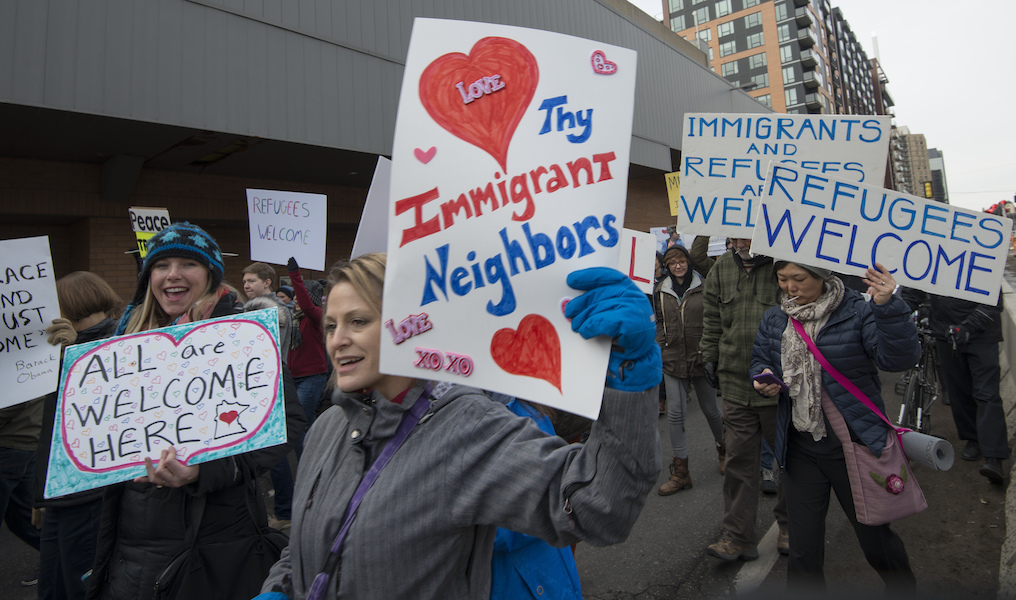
top-left (85, 223), bottom-right (305, 600)
top-left (750, 261), bottom-right (918, 593)
top-left (257, 253), bottom-right (661, 600)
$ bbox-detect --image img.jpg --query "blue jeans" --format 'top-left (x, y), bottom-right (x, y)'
top-left (295, 373), bottom-right (328, 428)
top-left (0, 446), bottom-right (40, 551)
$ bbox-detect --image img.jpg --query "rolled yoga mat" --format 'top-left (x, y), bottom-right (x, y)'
top-left (901, 430), bottom-right (954, 470)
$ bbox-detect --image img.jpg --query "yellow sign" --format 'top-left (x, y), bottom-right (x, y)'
top-left (924, 181), bottom-right (933, 198)
top-left (665, 171), bottom-right (681, 217)
top-left (135, 232), bottom-right (157, 258)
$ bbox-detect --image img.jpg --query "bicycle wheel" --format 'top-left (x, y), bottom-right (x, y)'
top-left (898, 369), bottom-right (921, 431)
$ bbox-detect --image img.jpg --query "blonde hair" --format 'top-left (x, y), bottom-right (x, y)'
top-left (323, 253), bottom-right (387, 394)
top-left (324, 253), bottom-right (387, 316)
top-left (56, 272), bottom-right (123, 321)
top-left (124, 265), bottom-right (222, 333)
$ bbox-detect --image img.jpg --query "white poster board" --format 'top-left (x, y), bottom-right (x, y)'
top-left (679, 113), bottom-right (891, 238)
top-left (619, 229), bottom-right (656, 295)
top-left (382, 18), bottom-right (637, 419)
top-left (0, 236), bottom-right (62, 408)
top-left (752, 164), bottom-right (1011, 305)
top-left (351, 157), bottom-right (392, 259)
top-left (246, 189), bottom-right (327, 271)
top-left (45, 309), bottom-right (287, 498)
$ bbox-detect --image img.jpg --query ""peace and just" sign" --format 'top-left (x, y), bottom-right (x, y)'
top-left (44, 309), bottom-right (287, 498)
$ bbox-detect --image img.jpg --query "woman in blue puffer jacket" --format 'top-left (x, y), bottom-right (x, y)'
top-left (750, 260), bottom-right (919, 595)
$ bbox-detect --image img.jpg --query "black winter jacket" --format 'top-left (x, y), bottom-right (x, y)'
top-left (899, 287), bottom-right (1003, 345)
top-left (85, 292), bottom-right (307, 600)
top-left (751, 288), bottom-right (919, 467)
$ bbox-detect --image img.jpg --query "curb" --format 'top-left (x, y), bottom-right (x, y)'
top-left (997, 279), bottom-right (1016, 599)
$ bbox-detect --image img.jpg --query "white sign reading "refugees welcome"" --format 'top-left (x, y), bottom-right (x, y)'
top-left (751, 164), bottom-right (1011, 305)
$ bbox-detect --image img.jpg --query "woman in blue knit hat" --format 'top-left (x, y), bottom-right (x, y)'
top-left (115, 221), bottom-right (232, 335)
top-left (86, 222), bottom-right (307, 600)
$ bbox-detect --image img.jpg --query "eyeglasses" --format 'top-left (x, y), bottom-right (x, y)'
top-left (667, 260), bottom-right (689, 268)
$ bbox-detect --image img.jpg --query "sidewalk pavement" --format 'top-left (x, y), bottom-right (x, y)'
top-left (996, 280), bottom-right (1016, 599)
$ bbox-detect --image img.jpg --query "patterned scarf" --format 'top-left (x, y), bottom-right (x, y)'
top-left (779, 276), bottom-right (844, 441)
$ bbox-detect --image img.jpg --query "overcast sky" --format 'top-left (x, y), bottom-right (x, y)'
top-left (627, 0), bottom-right (1016, 212)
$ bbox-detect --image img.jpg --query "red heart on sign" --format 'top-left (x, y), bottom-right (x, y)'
top-left (219, 410), bottom-right (239, 425)
top-left (490, 314), bottom-right (562, 392)
top-left (419, 37), bottom-right (539, 173)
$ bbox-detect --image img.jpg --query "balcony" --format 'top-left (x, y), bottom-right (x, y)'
top-left (793, 0), bottom-right (810, 6)
top-left (795, 7), bottom-right (813, 27)
top-left (803, 71), bottom-right (820, 88)
top-left (797, 29), bottom-right (817, 48)
top-left (800, 49), bottom-right (818, 69)
top-left (805, 92), bottom-right (824, 110)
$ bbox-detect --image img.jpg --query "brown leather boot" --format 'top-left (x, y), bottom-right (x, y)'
top-left (717, 442), bottom-right (726, 476)
top-left (658, 456), bottom-right (692, 495)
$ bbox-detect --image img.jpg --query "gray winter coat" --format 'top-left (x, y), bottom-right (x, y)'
top-left (261, 381), bottom-right (661, 599)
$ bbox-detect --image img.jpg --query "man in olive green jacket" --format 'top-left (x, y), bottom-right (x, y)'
top-left (698, 238), bottom-right (788, 561)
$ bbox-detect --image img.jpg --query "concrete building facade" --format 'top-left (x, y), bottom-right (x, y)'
top-left (1, 0), bottom-right (770, 302)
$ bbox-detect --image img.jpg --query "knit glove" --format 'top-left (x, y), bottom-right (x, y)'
top-left (45, 318), bottom-right (77, 346)
top-left (565, 267), bottom-right (662, 392)
top-left (287, 257), bottom-right (299, 274)
top-left (947, 324), bottom-right (970, 346)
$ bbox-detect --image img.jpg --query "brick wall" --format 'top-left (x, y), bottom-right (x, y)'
top-left (2, 156), bottom-right (673, 305)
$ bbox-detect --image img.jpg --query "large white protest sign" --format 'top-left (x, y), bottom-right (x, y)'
top-left (751, 164), bottom-right (1012, 305)
top-left (1, 236), bottom-right (62, 408)
top-left (247, 189), bottom-right (327, 271)
top-left (351, 157), bottom-right (392, 259)
top-left (382, 19), bottom-right (637, 419)
top-left (44, 309), bottom-right (287, 498)
top-left (679, 113), bottom-right (891, 238)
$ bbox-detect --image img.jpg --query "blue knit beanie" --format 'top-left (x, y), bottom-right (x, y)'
top-left (133, 222), bottom-right (224, 304)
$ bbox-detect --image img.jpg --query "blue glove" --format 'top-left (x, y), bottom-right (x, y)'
top-left (251, 593), bottom-right (289, 600)
top-left (565, 267), bottom-right (662, 392)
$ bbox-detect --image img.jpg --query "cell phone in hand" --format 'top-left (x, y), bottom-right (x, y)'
top-left (752, 372), bottom-right (789, 393)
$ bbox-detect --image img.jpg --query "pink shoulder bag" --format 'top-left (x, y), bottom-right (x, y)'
top-left (791, 317), bottom-right (927, 526)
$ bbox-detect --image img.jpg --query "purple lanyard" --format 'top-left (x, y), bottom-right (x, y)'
top-left (306, 382), bottom-right (434, 600)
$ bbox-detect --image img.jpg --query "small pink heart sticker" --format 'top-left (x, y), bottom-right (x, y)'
top-left (414, 146), bottom-right (437, 164)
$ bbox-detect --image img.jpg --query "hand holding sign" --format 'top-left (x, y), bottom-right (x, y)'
top-left (862, 263), bottom-right (897, 305)
top-left (137, 446), bottom-right (199, 488)
top-left (564, 268), bottom-right (661, 392)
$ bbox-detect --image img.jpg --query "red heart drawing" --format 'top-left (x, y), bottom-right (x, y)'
top-left (490, 314), bottom-right (562, 392)
top-left (590, 50), bottom-right (617, 75)
top-left (219, 410), bottom-right (239, 425)
top-left (419, 37), bottom-right (539, 173)
top-left (414, 146), bottom-right (437, 164)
